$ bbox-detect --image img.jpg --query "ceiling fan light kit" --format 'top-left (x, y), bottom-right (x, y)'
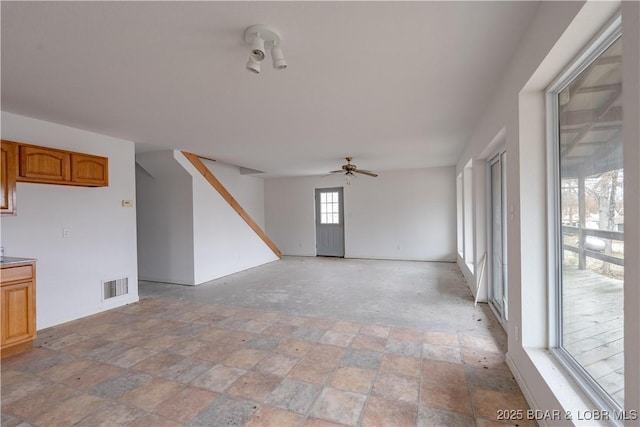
top-left (244, 24), bottom-right (287, 74)
top-left (330, 157), bottom-right (378, 182)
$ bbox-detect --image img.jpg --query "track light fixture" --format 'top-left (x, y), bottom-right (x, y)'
top-left (250, 35), bottom-right (265, 62)
top-left (271, 44), bottom-right (287, 70)
top-left (244, 24), bottom-right (287, 73)
top-left (246, 56), bottom-right (261, 74)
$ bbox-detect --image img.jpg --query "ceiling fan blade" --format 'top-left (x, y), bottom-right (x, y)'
top-left (329, 170), bottom-right (344, 174)
top-left (354, 169), bottom-right (378, 177)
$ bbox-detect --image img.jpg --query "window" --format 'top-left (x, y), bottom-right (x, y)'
top-left (319, 191), bottom-right (340, 224)
top-left (549, 19), bottom-right (623, 410)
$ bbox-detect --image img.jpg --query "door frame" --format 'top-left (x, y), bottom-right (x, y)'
top-left (314, 187), bottom-right (345, 257)
top-left (488, 151), bottom-right (508, 328)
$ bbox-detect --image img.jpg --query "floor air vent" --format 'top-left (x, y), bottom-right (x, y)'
top-left (103, 278), bottom-right (128, 299)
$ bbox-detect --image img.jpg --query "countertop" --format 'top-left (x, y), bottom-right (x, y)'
top-left (0, 257), bottom-right (37, 267)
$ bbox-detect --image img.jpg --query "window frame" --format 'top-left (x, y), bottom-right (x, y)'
top-left (546, 14), bottom-right (623, 414)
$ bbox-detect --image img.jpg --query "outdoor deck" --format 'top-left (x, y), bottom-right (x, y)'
top-left (563, 265), bottom-right (624, 406)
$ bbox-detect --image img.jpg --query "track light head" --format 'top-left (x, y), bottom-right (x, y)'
top-left (250, 35), bottom-right (266, 62)
top-left (271, 44), bottom-right (287, 70)
top-left (246, 56), bottom-right (261, 74)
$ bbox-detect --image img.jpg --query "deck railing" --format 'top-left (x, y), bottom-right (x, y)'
top-left (562, 225), bottom-right (624, 267)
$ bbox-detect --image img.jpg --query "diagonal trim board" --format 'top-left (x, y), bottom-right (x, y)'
top-left (181, 151), bottom-right (282, 258)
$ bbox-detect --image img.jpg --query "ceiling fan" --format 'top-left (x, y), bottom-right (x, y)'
top-left (330, 157), bottom-right (378, 177)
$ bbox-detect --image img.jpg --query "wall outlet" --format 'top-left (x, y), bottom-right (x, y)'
top-left (62, 228), bottom-right (70, 238)
top-left (122, 200), bottom-right (134, 207)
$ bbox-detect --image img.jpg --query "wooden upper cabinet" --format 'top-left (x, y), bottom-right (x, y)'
top-left (71, 153), bottom-right (108, 186)
top-left (16, 143), bottom-right (108, 187)
top-left (19, 145), bottom-right (71, 183)
top-left (1, 141), bottom-right (18, 215)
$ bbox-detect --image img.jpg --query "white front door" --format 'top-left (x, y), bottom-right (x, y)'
top-left (315, 187), bottom-right (345, 257)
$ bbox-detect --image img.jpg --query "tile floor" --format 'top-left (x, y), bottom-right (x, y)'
top-left (1, 295), bottom-right (532, 426)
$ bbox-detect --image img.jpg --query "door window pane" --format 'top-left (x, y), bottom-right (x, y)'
top-left (320, 191), bottom-right (340, 224)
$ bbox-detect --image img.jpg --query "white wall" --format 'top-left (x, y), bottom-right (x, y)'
top-left (201, 159), bottom-right (266, 230)
top-left (265, 167), bottom-right (456, 262)
top-left (454, 0), bottom-right (639, 422)
top-left (136, 151), bottom-right (277, 285)
top-left (176, 153), bottom-right (278, 284)
top-left (135, 152), bottom-right (194, 285)
top-left (1, 112), bottom-right (139, 329)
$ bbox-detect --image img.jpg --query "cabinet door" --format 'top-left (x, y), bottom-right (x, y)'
top-left (1, 281), bottom-right (35, 347)
top-left (19, 145), bottom-right (71, 183)
top-left (71, 153), bottom-right (109, 186)
top-left (1, 140), bottom-right (17, 215)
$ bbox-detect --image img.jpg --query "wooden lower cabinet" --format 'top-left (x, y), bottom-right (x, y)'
top-left (1, 261), bottom-right (36, 358)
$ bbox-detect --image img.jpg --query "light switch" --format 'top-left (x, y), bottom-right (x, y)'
top-left (122, 200), bottom-right (134, 207)
top-left (62, 228), bottom-right (70, 238)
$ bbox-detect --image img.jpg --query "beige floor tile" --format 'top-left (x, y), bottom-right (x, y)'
top-left (153, 386), bottom-right (219, 424)
top-left (131, 352), bottom-right (182, 374)
top-left (59, 361), bottom-right (123, 391)
top-left (422, 358), bottom-right (467, 386)
top-left (1, 370), bottom-right (49, 405)
top-left (303, 317), bottom-right (335, 330)
top-left (245, 405), bottom-right (303, 427)
top-left (425, 331), bottom-right (460, 347)
top-left (37, 357), bottom-right (95, 382)
top-left (361, 396), bottom-right (418, 427)
top-left (380, 354), bottom-right (421, 378)
top-left (255, 353), bottom-right (299, 376)
top-left (189, 364), bottom-right (246, 392)
top-left (214, 330), bottom-right (257, 351)
top-left (305, 344), bottom-right (346, 365)
top-left (319, 331), bottom-right (355, 347)
top-left (420, 379), bottom-right (473, 415)
top-left (309, 387), bottom-right (367, 425)
top-left (262, 323), bottom-right (299, 338)
top-left (470, 388), bottom-right (532, 423)
top-left (302, 417), bottom-right (349, 427)
top-left (461, 347), bottom-right (509, 371)
top-left (118, 377), bottom-right (183, 411)
top-left (75, 402), bottom-right (147, 426)
top-left (418, 406), bottom-right (476, 427)
top-left (106, 346), bottom-right (157, 368)
top-left (223, 348), bottom-right (269, 370)
top-left (350, 334), bottom-right (387, 352)
top-left (193, 327), bottom-right (230, 342)
top-left (128, 413), bottom-right (184, 427)
top-left (331, 321), bottom-right (362, 334)
top-left (2, 383), bottom-right (78, 420)
top-left (227, 370), bottom-right (283, 402)
top-left (274, 339), bottom-right (315, 357)
top-left (330, 366), bottom-right (376, 394)
top-left (422, 343), bottom-right (462, 363)
top-left (288, 359), bottom-right (336, 385)
top-left (459, 333), bottom-right (505, 353)
top-left (360, 324), bottom-right (391, 338)
top-left (33, 394), bottom-right (108, 426)
top-left (372, 371), bottom-right (420, 403)
top-left (390, 327), bottom-right (425, 342)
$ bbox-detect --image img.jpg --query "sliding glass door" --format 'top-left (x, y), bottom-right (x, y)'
top-left (489, 152), bottom-right (507, 324)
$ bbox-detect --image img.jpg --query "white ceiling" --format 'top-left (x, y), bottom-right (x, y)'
top-left (1, 1), bottom-right (539, 177)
